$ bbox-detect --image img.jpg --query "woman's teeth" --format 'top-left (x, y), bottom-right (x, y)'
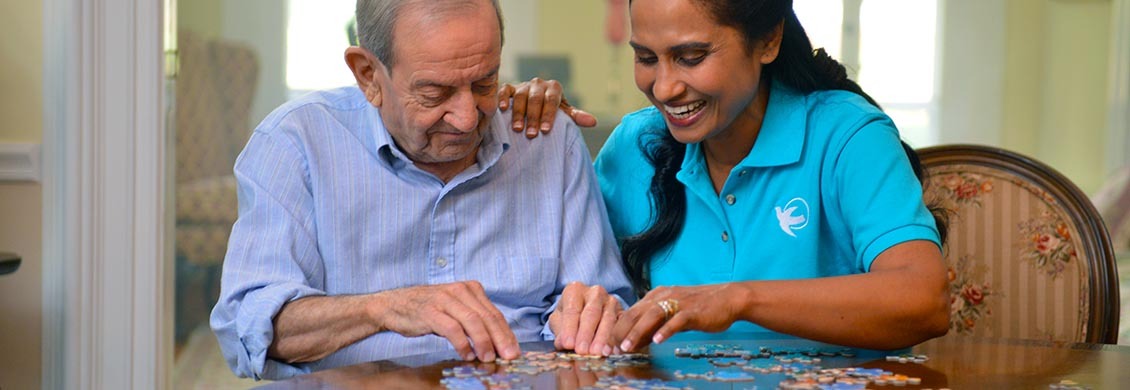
top-left (664, 101), bottom-right (705, 119)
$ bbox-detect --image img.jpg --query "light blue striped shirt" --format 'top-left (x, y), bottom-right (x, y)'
top-left (210, 86), bottom-right (633, 380)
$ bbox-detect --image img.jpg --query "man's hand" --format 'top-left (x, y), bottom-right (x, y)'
top-left (548, 282), bottom-right (622, 356)
top-left (376, 281), bottom-right (520, 362)
top-left (497, 78), bottom-right (598, 138)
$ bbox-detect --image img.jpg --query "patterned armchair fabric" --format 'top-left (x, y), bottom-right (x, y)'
top-left (174, 30), bottom-right (258, 267)
top-left (917, 145), bottom-right (1119, 344)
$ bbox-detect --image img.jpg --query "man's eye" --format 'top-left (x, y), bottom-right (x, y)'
top-left (473, 83), bottom-right (497, 95)
top-left (635, 55), bottom-right (657, 65)
top-left (418, 94), bottom-right (444, 106)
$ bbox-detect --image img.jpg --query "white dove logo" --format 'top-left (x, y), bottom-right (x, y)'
top-left (774, 197), bottom-right (810, 237)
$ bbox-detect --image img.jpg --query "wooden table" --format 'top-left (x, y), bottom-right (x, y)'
top-left (260, 334), bottom-right (1130, 389)
top-left (0, 252), bottom-right (20, 275)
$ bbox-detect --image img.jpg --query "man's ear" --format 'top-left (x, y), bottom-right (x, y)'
top-left (345, 46), bottom-right (387, 107)
top-left (759, 21), bottom-right (785, 64)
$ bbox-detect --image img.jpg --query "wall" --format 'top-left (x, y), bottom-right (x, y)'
top-left (536, 0), bottom-right (649, 125)
top-left (1037, 1), bottom-right (1110, 194)
top-left (0, 0), bottom-right (43, 389)
top-left (178, 0), bottom-right (222, 41)
top-left (1000, 0), bottom-right (1111, 193)
top-left (937, 0), bottom-right (1007, 147)
top-left (888, 0), bottom-right (1113, 194)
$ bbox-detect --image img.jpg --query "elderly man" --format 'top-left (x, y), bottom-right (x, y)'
top-left (210, 0), bottom-right (632, 380)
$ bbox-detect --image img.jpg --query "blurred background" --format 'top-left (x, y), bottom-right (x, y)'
top-left (2, 0), bottom-right (1125, 389)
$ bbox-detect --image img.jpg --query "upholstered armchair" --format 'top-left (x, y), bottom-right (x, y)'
top-left (174, 30), bottom-right (258, 314)
top-left (916, 145), bottom-right (1119, 344)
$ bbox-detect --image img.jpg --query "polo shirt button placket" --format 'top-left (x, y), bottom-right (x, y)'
top-left (725, 194), bottom-right (736, 205)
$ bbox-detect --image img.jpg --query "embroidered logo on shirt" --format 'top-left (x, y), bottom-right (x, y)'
top-left (774, 197), bottom-right (810, 238)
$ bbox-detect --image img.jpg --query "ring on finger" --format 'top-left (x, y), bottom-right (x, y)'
top-left (657, 299), bottom-right (679, 321)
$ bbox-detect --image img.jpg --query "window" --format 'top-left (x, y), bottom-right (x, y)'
top-left (286, 0), bottom-right (356, 94)
top-left (795, 0), bottom-right (940, 147)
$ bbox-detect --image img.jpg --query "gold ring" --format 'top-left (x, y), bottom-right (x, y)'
top-left (657, 299), bottom-right (679, 321)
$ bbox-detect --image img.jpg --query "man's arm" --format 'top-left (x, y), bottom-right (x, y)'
top-left (269, 282), bottom-right (520, 364)
top-left (543, 117), bottom-right (636, 355)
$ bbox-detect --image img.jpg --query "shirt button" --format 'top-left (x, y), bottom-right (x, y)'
top-left (739, 170), bottom-right (748, 176)
top-left (436, 257), bottom-right (448, 268)
top-left (725, 194), bottom-right (736, 205)
top-left (721, 231), bottom-right (730, 242)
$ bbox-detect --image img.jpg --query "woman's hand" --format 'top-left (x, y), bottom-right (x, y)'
top-left (497, 78), bottom-right (597, 138)
top-left (609, 283), bottom-right (746, 353)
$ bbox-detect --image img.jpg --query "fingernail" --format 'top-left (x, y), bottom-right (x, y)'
top-left (602, 344), bottom-right (612, 356)
top-left (563, 336), bottom-right (574, 347)
top-left (500, 101), bottom-right (508, 109)
top-left (620, 339), bottom-right (632, 352)
top-left (505, 347), bottom-right (520, 358)
top-left (464, 352), bottom-right (476, 361)
top-left (484, 351), bottom-right (495, 362)
top-left (577, 342), bottom-right (589, 353)
top-left (513, 121), bottom-right (523, 130)
top-left (540, 122), bottom-right (551, 131)
top-left (653, 333), bottom-right (665, 345)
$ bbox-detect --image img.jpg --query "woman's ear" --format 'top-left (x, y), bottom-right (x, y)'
top-left (759, 21), bottom-right (785, 64)
top-left (345, 46), bottom-right (386, 107)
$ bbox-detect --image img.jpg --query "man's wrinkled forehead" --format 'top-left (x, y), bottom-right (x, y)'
top-left (389, 1), bottom-right (502, 76)
top-left (393, 0), bottom-right (502, 51)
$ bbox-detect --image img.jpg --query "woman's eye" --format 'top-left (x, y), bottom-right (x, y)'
top-left (680, 54), bottom-right (706, 66)
top-left (635, 55), bottom-right (657, 64)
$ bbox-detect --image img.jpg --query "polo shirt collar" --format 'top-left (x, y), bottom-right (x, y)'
top-left (681, 80), bottom-right (807, 171)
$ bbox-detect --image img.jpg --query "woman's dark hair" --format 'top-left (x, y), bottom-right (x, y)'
top-left (620, 0), bottom-right (948, 297)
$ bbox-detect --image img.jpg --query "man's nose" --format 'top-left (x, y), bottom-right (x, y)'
top-left (444, 90), bottom-right (480, 132)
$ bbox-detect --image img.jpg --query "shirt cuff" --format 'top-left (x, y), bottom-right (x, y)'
top-left (215, 282), bottom-right (325, 380)
top-left (861, 224), bottom-right (942, 272)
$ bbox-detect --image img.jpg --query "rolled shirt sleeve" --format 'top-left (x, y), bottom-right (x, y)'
top-left (210, 131), bottom-right (327, 380)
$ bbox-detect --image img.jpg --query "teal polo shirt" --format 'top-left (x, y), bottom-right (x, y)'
top-left (594, 82), bottom-right (941, 334)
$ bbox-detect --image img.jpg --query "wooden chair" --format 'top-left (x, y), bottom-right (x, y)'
top-left (917, 144), bottom-right (1120, 344)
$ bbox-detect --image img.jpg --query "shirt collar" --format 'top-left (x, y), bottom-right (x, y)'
top-left (682, 80), bottom-right (807, 170)
top-left (371, 108), bottom-right (510, 173)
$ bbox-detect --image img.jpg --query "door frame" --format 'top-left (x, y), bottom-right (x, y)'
top-left (41, 0), bottom-right (171, 388)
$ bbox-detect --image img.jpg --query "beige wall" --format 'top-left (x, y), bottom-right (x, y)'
top-left (0, 0), bottom-right (43, 389)
top-left (178, 0), bottom-right (223, 39)
top-left (536, 0), bottom-right (649, 123)
top-left (1001, 0), bottom-right (1111, 194)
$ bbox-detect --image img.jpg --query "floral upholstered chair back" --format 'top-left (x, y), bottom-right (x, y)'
top-left (918, 145), bottom-right (1119, 344)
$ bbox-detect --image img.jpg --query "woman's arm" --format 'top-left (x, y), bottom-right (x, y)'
top-left (611, 240), bottom-right (949, 352)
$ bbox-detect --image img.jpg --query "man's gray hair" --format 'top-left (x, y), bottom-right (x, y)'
top-left (355, 0), bottom-right (505, 67)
